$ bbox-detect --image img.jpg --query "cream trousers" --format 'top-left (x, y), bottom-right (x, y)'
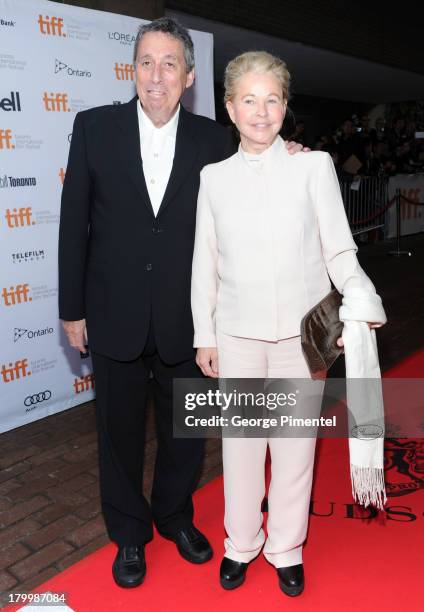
top-left (217, 330), bottom-right (325, 568)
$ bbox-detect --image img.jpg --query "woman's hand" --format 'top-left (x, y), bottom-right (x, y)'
top-left (336, 322), bottom-right (384, 347)
top-left (196, 348), bottom-right (219, 378)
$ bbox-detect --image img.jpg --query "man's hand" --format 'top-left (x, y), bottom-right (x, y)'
top-left (196, 348), bottom-right (219, 378)
top-left (336, 322), bottom-right (384, 348)
top-left (62, 319), bottom-right (88, 353)
top-left (285, 140), bottom-right (311, 154)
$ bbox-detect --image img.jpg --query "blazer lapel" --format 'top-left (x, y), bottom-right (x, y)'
top-left (156, 105), bottom-right (198, 217)
top-left (114, 96), bottom-right (155, 218)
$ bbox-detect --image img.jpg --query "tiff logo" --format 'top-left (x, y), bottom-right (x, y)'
top-left (1, 284), bottom-right (32, 306)
top-left (59, 168), bottom-right (65, 184)
top-left (73, 373), bottom-right (95, 393)
top-left (0, 129), bottom-right (14, 149)
top-left (5, 207), bottom-right (35, 228)
top-left (43, 92), bottom-right (70, 112)
top-left (38, 15), bottom-right (66, 37)
top-left (1, 358), bottom-right (31, 383)
top-left (114, 63), bottom-right (135, 81)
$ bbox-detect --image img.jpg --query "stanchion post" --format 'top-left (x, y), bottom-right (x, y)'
top-left (389, 189), bottom-right (412, 257)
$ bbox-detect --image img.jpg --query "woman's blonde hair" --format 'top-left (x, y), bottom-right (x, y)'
top-left (224, 51), bottom-right (291, 104)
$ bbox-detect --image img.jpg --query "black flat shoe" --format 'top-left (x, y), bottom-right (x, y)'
top-left (220, 557), bottom-right (249, 590)
top-left (112, 545), bottom-right (146, 588)
top-left (161, 525), bottom-right (213, 564)
top-left (277, 563), bottom-right (304, 597)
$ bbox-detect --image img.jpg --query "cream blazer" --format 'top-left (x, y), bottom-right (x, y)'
top-left (191, 135), bottom-right (376, 347)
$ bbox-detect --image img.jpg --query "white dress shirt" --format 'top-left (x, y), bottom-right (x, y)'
top-left (137, 101), bottom-right (180, 216)
top-left (191, 135), bottom-right (376, 347)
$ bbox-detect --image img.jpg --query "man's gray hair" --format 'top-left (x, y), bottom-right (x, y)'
top-left (133, 17), bottom-right (195, 72)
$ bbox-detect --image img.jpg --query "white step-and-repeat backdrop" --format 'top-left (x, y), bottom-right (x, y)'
top-left (0, 0), bottom-right (215, 433)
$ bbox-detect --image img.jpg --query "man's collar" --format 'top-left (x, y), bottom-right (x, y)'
top-left (137, 100), bottom-right (180, 137)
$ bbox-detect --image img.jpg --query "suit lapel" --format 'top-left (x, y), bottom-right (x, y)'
top-left (156, 105), bottom-right (198, 217)
top-left (114, 96), bottom-right (155, 218)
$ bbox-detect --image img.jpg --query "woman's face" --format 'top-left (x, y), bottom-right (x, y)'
top-left (226, 71), bottom-right (286, 153)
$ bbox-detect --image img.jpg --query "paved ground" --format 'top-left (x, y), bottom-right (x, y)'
top-left (0, 233), bottom-right (423, 607)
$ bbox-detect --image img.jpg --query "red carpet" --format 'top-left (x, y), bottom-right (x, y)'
top-left (7, 350), bottom-right (424, 611)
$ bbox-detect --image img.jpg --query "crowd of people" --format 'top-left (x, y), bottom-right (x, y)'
top-left (292, 114), bottom-right (424, 180)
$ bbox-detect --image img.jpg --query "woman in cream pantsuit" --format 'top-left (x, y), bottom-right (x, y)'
top-left (191, 52), bottom-right (381, 597)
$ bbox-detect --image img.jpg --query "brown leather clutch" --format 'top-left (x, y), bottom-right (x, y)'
top-left (300, 289), bottom-right (344, 379)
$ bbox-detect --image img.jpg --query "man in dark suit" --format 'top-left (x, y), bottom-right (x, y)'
top-left (59, 17), bottom-right (302, 588)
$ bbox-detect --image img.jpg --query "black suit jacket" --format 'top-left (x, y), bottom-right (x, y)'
top-left (58, 96), bottom-right (235, 362)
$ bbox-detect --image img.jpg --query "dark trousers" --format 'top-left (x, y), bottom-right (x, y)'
top-left (91, 321), bottom-right (205, 546)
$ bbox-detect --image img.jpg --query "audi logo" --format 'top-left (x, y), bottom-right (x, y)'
top-left (24, 390), bottom-right (52, 406)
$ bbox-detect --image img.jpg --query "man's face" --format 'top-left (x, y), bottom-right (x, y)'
top-left (135, 31), bottom-right (194, 127)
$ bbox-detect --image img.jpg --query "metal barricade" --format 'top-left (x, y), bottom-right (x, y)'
top-left (339, 176), bottom-right (389, 236)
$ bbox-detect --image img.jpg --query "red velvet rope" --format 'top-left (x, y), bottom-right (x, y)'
top-left (399, 194), bottom-right (424, 206)
top-left (349, 196), bottom-right (396, 226)
top-left (350, 194), bottom-right (424, 226)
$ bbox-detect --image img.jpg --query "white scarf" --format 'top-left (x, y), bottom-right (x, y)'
top-left (339, 281), bottom-right (387, 510)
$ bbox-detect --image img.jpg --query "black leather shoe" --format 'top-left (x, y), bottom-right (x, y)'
top-left (161, 525), bottom-right (213, 564)
top-left (277, 563), bottom-right (304, 597)
top-left (112, 545), bottom-right (146, 588)
top-left (220, 557), bottom-right (249, 590)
